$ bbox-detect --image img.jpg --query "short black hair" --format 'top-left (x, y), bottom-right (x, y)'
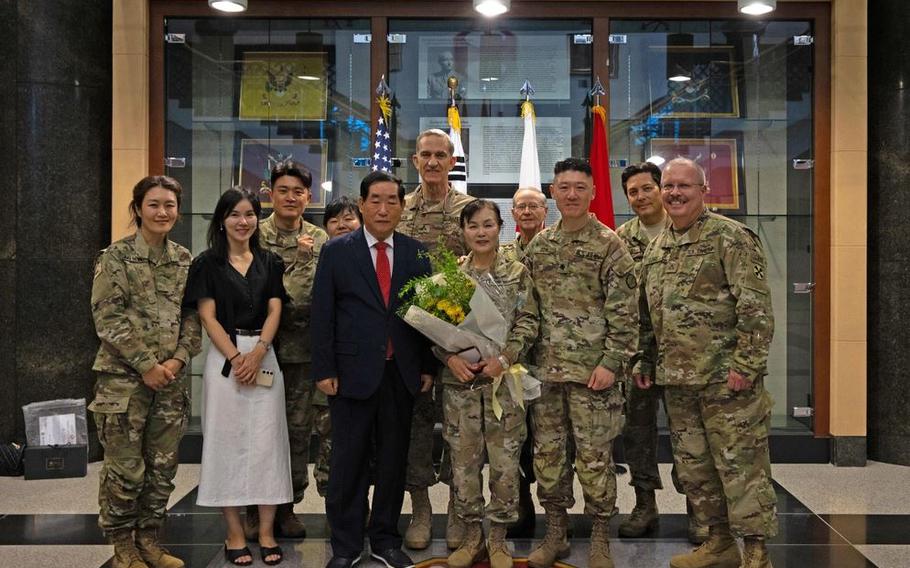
top-left (130, 175), bottom-right (182, 228)
top-left (554, 157), bottom-right (592, 177)
top-left (270, 159), bottom-right (312, 189)
top-left (459, 199), bottom-right (503, 228)
top-left (360, 170), bottom-right (405, 202)
top-left (206, 187), bottom-right (262, 260)
top-left (621, 162), bottom-right (662, 194)
top-left (323, 196), bottom-right (363, 226)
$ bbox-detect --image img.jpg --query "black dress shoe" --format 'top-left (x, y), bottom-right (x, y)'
top-left (325, 555), bottom-right (361, 568)
top-left (370, 548), bottom-right (415, 568)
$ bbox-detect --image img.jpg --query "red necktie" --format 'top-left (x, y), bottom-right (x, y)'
top-left (375, 241), bottom-right (391, 305)
top-left (375, 241), bottom-right (393, 358)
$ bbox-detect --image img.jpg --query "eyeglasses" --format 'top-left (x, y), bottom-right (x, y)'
top-left (513, 203), bottom-right (545, 211)
top-left (660, 183), bottom-right (705, 192)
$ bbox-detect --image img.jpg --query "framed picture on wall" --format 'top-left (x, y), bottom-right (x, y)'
top-left (238, 51), bottom-right (328, 120)
top-left (648, 45), bottom-right (741, 118)
top-left (649, 136), bottom-right (744, 211)
top-left (238, 138), bottom-right (328, 210)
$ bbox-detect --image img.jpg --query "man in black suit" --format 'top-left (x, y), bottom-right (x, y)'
top-left (312, 170), bottom-right (435, 568)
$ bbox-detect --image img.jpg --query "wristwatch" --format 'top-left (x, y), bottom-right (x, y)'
top-left (257, 339), bottom-right (272, 351)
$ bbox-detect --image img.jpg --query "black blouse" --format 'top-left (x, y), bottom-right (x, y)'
top-left (183, 248), bottom-right (288, 336)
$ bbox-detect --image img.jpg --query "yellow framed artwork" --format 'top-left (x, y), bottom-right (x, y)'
top-left (238, 51), bottom-right (328, 121)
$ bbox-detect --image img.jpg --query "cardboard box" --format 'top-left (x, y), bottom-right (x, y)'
top-left (23, 445), bottom-right (87, 480)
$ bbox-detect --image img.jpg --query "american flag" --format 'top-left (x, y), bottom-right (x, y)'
top-left (372, 93), bottom-right (393, 173)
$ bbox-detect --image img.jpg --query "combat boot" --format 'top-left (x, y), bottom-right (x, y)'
top-left (589, 517), bottom-right (615, 568)
top-left (686, 499), bottom-right (709, 544)
top-left (109, 529), bottom-right (149, 568)
top-left (669, 523), bottom-right (741, 568)
top-left (134, 528), bottom-right (184, 568)
top-left (404, 488), bottom-right (432, 550)
top-left (486, 523), bottom-right (513, 568)
top-left (740, 536), bottom-right (773, 568)
top-left (447, 522), bottom-right (485, 568)
top-left (507, 477), bottom-right (537, 538)
top-left (527, 510), bottom-right (570, 568)
top-left (243, 505), bottom-right (259, 540)
top-left (618, 487), bottom-right (659, 537)
top-left (275, 503), bottom-right (307, 538)
top-left (446, 487), bottom-right (467, 550)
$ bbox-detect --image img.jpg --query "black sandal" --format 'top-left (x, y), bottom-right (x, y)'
top-left (224, 542), bottom-right (253, 566)
top-left (260, 544), bottom-right (284, 566)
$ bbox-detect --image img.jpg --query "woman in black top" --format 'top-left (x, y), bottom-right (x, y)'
top-left (184, 188), bottom-right (290, 566)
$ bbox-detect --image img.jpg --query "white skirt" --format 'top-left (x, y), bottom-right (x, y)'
top-left (196, 334), bottom-right (293, 507)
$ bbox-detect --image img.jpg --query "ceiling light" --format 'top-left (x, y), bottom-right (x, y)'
top-left (297, 75), bottom-right (320, 81)
top-left (668, 75), bottom-right (691, 83)
top-left (646, 156), bottom-right (666, 166)
top-left (481, 77), bottom-right (499, 82)
top-left (738, 0), bottom-right (776, 15)
top-left (474, 0), bottom-right (510, 17)
top-left (208, 0), bottom-right (247, 13)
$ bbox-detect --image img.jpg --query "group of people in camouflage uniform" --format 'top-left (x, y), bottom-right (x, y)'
top-left (89, 126), bottom-right (776, 568)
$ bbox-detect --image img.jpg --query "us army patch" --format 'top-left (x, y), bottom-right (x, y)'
top-left (753, 264), bottom-right (765, 280)
top-left (625, 273), bottom-right (637, 289)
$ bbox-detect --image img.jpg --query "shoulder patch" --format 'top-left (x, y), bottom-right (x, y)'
top-left (753, 263), bottom-right (765, 280)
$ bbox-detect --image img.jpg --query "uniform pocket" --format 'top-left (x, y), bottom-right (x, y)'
top-left (89, 394), bottom-right (130, 445)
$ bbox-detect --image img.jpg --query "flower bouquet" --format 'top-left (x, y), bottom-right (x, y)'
top-left (398, 247), bottom-right (539, 415)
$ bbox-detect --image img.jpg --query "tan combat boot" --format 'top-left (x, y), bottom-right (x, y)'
top-left (109, 530), bottom-right (149, 568)
top-left (404, 488), bottom-right (432, 550)
top-left (447, 522), bottom-right (485, 568)
top-left (134, 528), bottom-right (184, 568)
top-left (527, 510), bottom-right (570, 568)
top-left (618, 488), bottom-right (659, 537)
top-left (741, 536), bottom-right (773, 568)
top-left (686, 499), bottom-right (709, 545)
top-left (669, 523), bottom-right (741, 568)
top-left (486, 523), bottom-right (513, 568)
top-left (275, 502), bottom-right (307, 538)
top-left (589, 517), bottom-right (615, 568)
top-left (446, 487), bottom-right (467, 550)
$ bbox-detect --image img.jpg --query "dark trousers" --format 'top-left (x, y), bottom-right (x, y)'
top-left (327, 361), bottom-right (414, 557)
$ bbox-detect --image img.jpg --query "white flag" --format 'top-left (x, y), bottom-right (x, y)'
top-left (448, 105), bottom-right (468, 194)
top-left (518, 100), bottom-right (541, 191)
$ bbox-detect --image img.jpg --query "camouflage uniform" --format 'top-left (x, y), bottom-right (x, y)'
top-left (89, 232), bottom-right (202, 534)
top-left (638, 209), bottom-right (777, 538)
top-left (440, 253), bottom-right (539, 524)
top-left (399, 185), bottom-right (475, 490)
top-left (524, 218), bottom-right (638, 519)
top-left (616, 216), bottom-right (669, 492)
top-left (259, 214), bottom-right (328, 503)
top-left (499, 237), bottom-right (530, 264)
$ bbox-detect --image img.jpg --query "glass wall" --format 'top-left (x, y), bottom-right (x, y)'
top-left (387, 18), bottom-right (594, 240)
top-left (158, 10), bottom-right (819, 431)
top-left (162, 17), bottom-right (371, 415)
top-left (608, 20), bottom-right (815, 430)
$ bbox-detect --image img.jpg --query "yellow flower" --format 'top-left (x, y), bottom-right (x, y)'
top-left (437, 299), bottom-right (450, 311)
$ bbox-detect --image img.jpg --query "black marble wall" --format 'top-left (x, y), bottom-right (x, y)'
top-left (868, 0), bottom-right (910, 466)
top-left (0, 0), bottom-right (111, 445)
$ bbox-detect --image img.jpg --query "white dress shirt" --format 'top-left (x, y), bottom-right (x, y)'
top-left (363, 228), bottom-right (395, 272)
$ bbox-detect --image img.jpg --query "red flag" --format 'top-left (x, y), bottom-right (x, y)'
top-left (588, 104), bottom-right (615, 229)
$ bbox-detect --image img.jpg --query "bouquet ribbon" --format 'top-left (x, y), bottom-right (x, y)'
top-left (491, 364), bottom-right (528, 420)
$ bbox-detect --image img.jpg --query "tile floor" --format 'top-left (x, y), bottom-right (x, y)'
top-left (1, 462), bottom-right (909, 567)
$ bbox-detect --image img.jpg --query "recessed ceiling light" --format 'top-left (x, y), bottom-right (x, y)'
top-left (208, 0), bottom-right (247, 13)
top-left (474, 0), bottom-right (510, 17)
top-left (738, 0), bottom-right (776, 16)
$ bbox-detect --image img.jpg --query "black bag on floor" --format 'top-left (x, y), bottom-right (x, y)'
top-left (0, 442), bottom-right (25, 476)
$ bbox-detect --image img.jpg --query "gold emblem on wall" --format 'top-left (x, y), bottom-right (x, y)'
top-left (239, 51), bottom-right (328, 120)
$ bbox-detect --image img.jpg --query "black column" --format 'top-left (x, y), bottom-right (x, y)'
top-left (868, 0), bottom-right (910, 466)
top-left (0, 0), bottom-right (111, 449)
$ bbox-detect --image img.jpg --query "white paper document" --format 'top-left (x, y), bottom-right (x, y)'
top-left (39, 413), bottom-right (78, 446)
